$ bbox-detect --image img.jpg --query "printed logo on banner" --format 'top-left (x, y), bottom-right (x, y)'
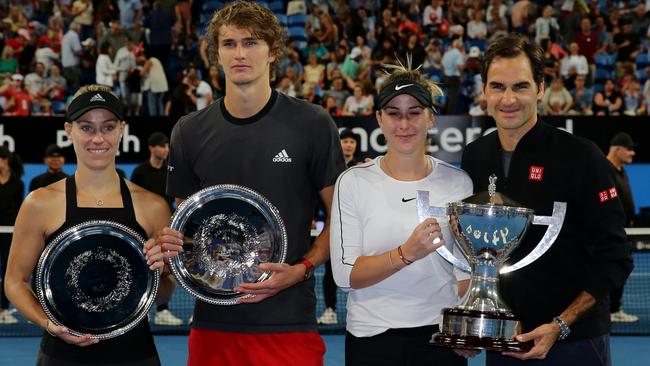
top-left (529, 166), bottom-right (544, 181)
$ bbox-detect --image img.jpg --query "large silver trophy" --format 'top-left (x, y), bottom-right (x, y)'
top-left (417, 179), bottom-right (566, 352)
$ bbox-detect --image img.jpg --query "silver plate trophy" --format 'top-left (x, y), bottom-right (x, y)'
top-left (36, 221), bottom-right (159, 339)
top-left (169, 184), bottom-right (288, 305)
top-left (417, 182), bottom-right (566, 352)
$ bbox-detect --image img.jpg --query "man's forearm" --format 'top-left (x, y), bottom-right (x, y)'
top-left (558, 291), bottom-right (596, 326)
top-left (302, 221), bottom-right (331, 267)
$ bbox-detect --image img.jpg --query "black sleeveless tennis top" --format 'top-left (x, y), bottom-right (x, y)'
top-left (39, 176), bottom-right (159, 365)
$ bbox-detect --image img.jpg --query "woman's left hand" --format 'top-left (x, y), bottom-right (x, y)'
top-left (143, 238), bottom-right (165, 270)
top-left (144, 227), bottom-right (184, 270)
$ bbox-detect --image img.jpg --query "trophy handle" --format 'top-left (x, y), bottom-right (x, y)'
top-left (499, 202), bottom-right (567, 274)
top-left (416, 191), bottom-right (472, 273)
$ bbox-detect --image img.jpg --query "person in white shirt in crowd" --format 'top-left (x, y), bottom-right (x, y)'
top-left (330, 60), bottom-right (471, 366)
top-left (24, 62), bottom-right (50, 114)
top-left (542, 77), bottom-right (573, 115)
top-left (468, 95), bottom-right (487, 116)
top-left (141, 50), bottom-right (169, 116)
top-left (441, 37), bottom-right (465, 114)
top-left (342, 84), bottom-right (374, 116)
top-left (560, 42), bottom-right (589, 79)
top-left (61, 22), bottom-right (82, 93)
top-left (43, 63), bottom-right (68, 114)
top-left (71, 0), bottom-right (94, 41)
top-left (486, 0), bottom-right (507, 23)
top-left (96, 42), bottom-right (117, 88)
top-left (275, 76), bottom-right (297, 98)
top-left (114, 38), bottom-right (137, 110)
top-left (467, 9), bottom-right (487, 40)
top-left (186, 73), bottom-right (213, 111)
top-left (535, 6), bottom-right (560, 44)
top-left (34, 37), bottom-right (59, 73)
top-left (422, 0), bottom-right (444, 34)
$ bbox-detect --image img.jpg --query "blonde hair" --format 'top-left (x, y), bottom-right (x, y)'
top-left (381, 55), bottom-right (444, 112)
top-left (71, 84), bottom-right (117, 100)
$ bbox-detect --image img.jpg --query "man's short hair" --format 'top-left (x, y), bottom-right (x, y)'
top-left (206, 1), bottom-right (286, 79)
top-left (481, 34), bottom-right (545, 91)
top-left (148, 132), bottom-right (169, 147)
top-left (44, 144), bottom-right (64, 157)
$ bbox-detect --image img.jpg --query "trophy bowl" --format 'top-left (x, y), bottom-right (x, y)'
top-left (416, 190), bottom-right (566, 352)
top-left (433, 200), bottom-right (535, 352)
top-left (36, 220), bottom-right (159, 339)
top-left (169, 184), bottom-right (288, 306)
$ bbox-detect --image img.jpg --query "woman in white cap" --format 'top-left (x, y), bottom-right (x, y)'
top-left (5, 84), bottom-right (181, 365)
top-left (330, 60), bottom-right (473, 365)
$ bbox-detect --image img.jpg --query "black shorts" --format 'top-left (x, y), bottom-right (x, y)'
top-left (345, 325), bottom-right (467, 366)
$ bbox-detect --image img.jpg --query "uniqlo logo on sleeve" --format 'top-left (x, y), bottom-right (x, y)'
top-left (599, 190), bottom-right (609, 203)
top-left (529, 166), bottom-right (544, 181)
top-left (609, 187), bottom-right (618, 198)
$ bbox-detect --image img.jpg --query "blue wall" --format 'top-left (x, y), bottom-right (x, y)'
top-left (19, 163), bottom-right (650, 215)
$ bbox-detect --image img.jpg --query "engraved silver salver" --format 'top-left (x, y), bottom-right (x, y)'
top-left (169, 184), bottom-right (288, 305)
top-left (36, 221), bottom-right (159, 339)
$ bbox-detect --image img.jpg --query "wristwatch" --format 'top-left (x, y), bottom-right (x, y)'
top-left (552, 316), bottom-right (571, 340)
top-left (293, 258), bottom-right (315, 281)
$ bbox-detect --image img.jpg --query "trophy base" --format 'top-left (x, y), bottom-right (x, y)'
top-left (430, 333), bottom-right (532, 353)
top-left (430, 307), bottom-right (533, 352)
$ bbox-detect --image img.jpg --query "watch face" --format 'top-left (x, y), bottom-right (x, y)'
top-left (169, 184), bottom-right (288, 305)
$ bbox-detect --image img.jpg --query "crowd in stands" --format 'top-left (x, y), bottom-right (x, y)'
top-left (1, 0), bottom-right (650, 118)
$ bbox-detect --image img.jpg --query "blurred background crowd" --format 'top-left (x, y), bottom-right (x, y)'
top-left (1, 0), bottom-right (649, 119)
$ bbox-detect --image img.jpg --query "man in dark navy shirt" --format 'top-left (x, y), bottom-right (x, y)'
top-left (461, 34), bottom-right (632, 366)
top-left (606, 132), bottom-right (639, 323)
top-left (29, 144), bottom-right (67, 192)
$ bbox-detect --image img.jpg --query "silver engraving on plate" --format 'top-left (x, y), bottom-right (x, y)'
top-left (193, 213), bottom-right (262, 279)
top-left (66, 246), bottom-right (133, 313)
top-left (35, 220), bottom-right (159, 340)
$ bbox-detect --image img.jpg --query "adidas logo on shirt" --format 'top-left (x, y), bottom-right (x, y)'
top-left (272, 149), bottom-right (292, 163)
top-left (89, 93), bottom-right (106, 102)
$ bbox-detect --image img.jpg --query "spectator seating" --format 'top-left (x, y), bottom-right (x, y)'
top-left (594, 68), bottom-right (614, 85)
top-left (465, 38), bottom-right (487, 52)
top-left (202, 1), bottom-right (224, 13)
top-left (287, 13), bottom-right (308, 27)
top-left (275, 14), bottom-right (288, 27)
top-left (288, 26), bottom-right (308, 46)
top-left (268, 0), bottom-right (284, 13)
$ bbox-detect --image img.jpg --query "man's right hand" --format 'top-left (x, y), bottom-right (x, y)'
top-left (156, 227), bottom-right (184, 261)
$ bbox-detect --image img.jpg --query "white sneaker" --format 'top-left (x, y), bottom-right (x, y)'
top-left (154, 309), bottom-right (183, 326)
top-left (0, 309), bottom-right (18, 324)
top-left (611, 309), bottom-right (639, 322)
top-left (318, 307), bottom-right (338, 325)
